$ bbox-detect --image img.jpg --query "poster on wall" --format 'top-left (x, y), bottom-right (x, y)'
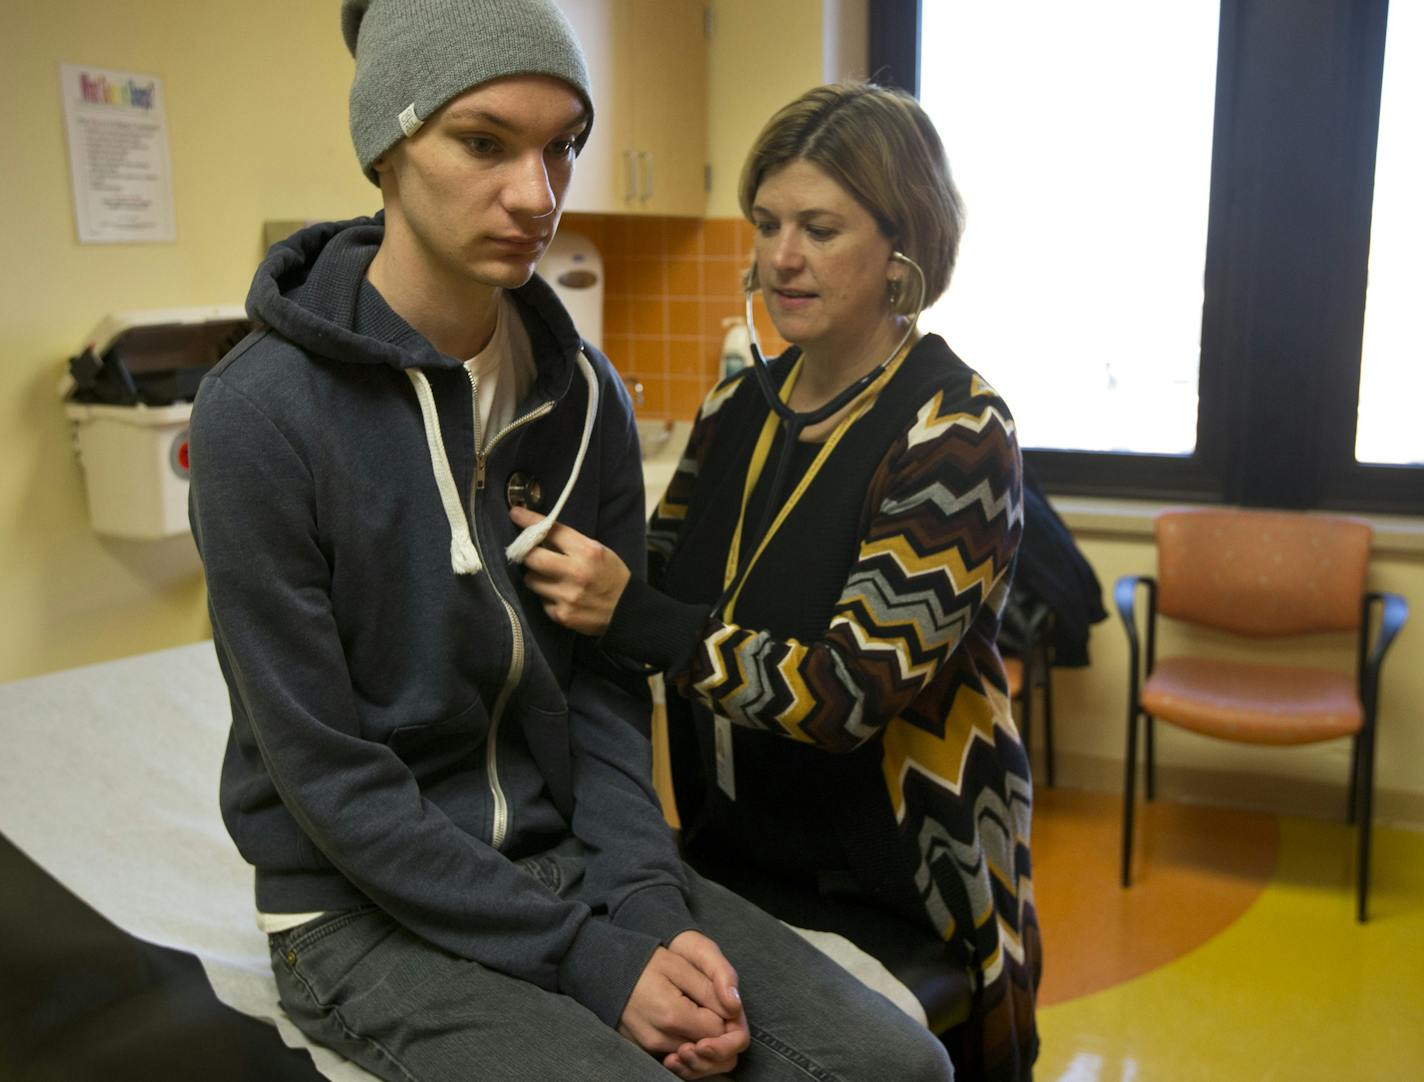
top-left (59, 63), bottom-right (176, 244)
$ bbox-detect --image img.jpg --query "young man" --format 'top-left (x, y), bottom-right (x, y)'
top-left (189, 2), bottom-right (953, 1079)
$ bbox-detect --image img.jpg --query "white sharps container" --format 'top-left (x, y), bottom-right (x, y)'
top-left (537, 231), bottom-right (603, 350)
top-left (60, 306), bottom-right (251, 540)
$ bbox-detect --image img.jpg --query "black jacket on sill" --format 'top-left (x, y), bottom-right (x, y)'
top-left (997, 466), bottom-right (1107, 667)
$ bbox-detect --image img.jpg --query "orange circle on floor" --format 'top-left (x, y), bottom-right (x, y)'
top-left (1031, 788), bottom-right (1280, 1006)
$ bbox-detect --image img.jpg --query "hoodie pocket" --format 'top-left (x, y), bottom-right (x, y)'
top-left (385, 696), bottom-right (490, 765)
top-left (518, 702), bottom-right (574, 816)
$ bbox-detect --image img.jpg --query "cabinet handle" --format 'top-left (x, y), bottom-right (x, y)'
top-left (639, 151), bottom-right (654, 204)
top-left (623, 149), bottom-right (637, 203)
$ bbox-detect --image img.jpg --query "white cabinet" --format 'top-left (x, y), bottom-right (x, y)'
top-left (559, 0), bottom-right (622, 211)
top-left (560, 0), bottom-right (708, 216)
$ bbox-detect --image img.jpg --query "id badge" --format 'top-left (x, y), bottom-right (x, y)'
top-left (714, 714), bottom-right (736, 800)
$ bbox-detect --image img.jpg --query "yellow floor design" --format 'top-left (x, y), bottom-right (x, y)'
top-left (1035, 812), bottom-right (1424, 1081)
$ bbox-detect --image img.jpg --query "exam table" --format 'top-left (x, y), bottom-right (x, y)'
top-left (0, 643), bottom-right (923, 1080)
top-left (0, 643), bottom-right (376, 1081)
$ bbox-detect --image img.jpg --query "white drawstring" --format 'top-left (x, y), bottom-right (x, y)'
top-left (407, 349), bottom-right (601, 577)
top-left (506, 350), bottom-right (599, 565)
top-left (406, 368), bottom-right (482, 575)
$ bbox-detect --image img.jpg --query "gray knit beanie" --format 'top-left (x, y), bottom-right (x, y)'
top-left (341, 0), bottom-right (593, 184)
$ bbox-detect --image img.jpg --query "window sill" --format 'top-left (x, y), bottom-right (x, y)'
top-left (1055, 495), bottom-right (1424, 558)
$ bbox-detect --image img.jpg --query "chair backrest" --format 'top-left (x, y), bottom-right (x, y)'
top-left (1155, 508), bottom-right (1372, 636)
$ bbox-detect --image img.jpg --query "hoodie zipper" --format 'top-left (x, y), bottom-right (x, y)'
top-left (465, 369), bottom-right (554, 850)
top-left (478, 402), bottom-right (556, 488)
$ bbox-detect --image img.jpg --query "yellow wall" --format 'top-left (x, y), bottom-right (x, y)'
top-left (0, 1), bottom-right (377, 681)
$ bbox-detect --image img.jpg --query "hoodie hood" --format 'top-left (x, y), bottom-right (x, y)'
top-left (247, 214), bottom-right (600, 576)
top-left (247, 214), bottom-right (585, 377)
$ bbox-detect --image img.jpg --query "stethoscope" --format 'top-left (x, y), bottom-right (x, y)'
top-left (732, 251), bottom-right (928, 573)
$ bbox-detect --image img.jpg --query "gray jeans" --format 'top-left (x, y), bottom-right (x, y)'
top-left (268, 852), bottom-right (952, 1082)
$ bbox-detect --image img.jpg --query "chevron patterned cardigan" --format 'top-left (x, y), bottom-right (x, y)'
top-left (602, 333), bottom-right (1039, 1080)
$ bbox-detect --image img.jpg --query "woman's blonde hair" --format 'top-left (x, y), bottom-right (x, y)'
top-left (738, 82), bottom-right (964, 315)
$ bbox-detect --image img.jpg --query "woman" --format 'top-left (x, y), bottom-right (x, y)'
top-left (514, 82), bottom-right (1040, 1081)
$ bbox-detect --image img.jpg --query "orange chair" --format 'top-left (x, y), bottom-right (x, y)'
top-left (1115, 508), bottom-right (1407, 921)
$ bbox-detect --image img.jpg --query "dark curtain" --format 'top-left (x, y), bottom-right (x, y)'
top-left (867, 0), bottom-right (920, 93)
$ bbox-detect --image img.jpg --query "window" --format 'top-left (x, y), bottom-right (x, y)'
top-left (872, 0), bottom-right (1422, 512)
top-left (1354, 0), bottom-right (1423, 468)
top-left (918, 3), bottom-right (1219, 458)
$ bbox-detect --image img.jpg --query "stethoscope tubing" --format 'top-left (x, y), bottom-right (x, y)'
top-left (727, 253), bottom-right (928, 602)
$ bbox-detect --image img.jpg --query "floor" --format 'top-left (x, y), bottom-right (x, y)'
top-left (1029, 788), bottom-right (1424, 1081)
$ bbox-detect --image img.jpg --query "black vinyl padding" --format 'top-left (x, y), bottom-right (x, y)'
top-left (0, 833), bottom-right (324, 1082)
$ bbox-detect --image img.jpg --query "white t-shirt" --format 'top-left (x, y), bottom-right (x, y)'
top-left (466, 291), bottom-right (537, 450)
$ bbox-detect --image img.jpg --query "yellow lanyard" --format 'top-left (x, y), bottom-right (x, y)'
top-left (720, 343), bottom-right (913, 623)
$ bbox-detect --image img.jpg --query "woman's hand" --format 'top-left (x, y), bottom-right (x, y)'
top-left (511, 507), bottom-right (631, 636)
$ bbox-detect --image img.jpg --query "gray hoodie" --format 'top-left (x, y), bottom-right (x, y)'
top-left (190, 215), bottom-right (690, 1028)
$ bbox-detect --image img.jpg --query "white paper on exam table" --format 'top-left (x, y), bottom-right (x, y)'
top-left (0, 642), bottom-right (924, 1080)
top-left (0, 642), bottom-right (376, 1081)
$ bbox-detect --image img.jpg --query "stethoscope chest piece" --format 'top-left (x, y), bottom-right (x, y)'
top-left (505, 471), bottom-right (544, 511)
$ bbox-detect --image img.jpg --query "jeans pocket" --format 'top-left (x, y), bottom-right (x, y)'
top-left (270, 906), bottom-right (379, 964)
top-left (271, 906), bottom-right (395, 1023)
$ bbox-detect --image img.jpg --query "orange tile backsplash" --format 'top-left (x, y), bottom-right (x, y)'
top-left (560, 213), bottom-right (787, 421)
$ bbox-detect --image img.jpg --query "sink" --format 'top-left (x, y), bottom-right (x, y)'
top-left (635, 419), bottom-right (692, 516)
top-left (636, 418), bottom-right (676, 460)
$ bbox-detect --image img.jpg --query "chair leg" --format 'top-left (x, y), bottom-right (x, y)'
top-left (1346, 734), bottom-right (1360, 825)
top-left (1042, 651), bottom-right (1056, 788)
top-left (1122, 706), bottom-right (1139, 888)
top-left (1356, 726), bottom-right (1376, 923)
top-left (1145, 715), bottom-right (1157, 801)
top-left (1017, 679), bottom-right (1033, 773)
